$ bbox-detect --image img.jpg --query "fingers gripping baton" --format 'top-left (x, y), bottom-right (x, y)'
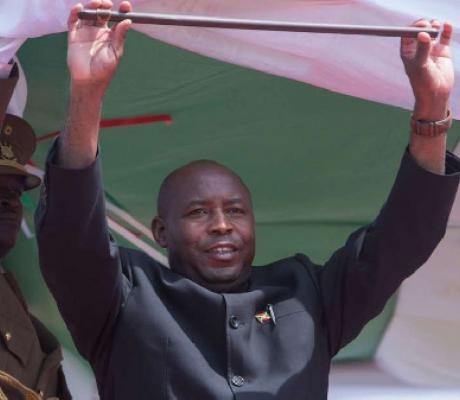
top-left (78, 10), bottom-right (439, 38)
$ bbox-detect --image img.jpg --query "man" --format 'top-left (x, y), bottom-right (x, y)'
top-left (35, 1), bottom-right (460, 399)
top-left (0, 62), bottom-right (71, 399)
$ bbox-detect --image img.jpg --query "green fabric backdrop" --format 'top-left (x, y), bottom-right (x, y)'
top-left (6, 30), bottom-right (459, 369)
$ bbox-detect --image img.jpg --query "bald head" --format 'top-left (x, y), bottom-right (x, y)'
top-left (157, 160), bottom-right (251, 218)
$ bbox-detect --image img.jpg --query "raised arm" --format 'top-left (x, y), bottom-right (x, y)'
top-left (35, 1), bottom-right (132, 363)
top-left (403, 19), bottom-right (454, 174)
top-left (60, 0), bottom-right (132, 168)
top-left (309, 20), bottom-right (460, 356)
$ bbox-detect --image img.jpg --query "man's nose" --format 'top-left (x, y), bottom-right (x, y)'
top-left (209, 210), bottom-right (233, 235)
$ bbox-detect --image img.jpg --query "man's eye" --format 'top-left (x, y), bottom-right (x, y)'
top-left (226, 208), bottom-right (245, 216)
top-left (10, 190), bottom-right (22, 198)
top-left (0, 197), bottom-right (21, 210)
top-left (0, 190), bottom-right (21, 199)
top-left (188, 208), bottom-right (208, 217)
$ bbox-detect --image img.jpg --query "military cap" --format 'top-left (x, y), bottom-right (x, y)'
top-left (0, 114), bottom-right (41, 190)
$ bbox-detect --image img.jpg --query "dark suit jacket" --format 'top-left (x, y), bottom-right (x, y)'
top-left (36, 141), bottom-right (460, 400)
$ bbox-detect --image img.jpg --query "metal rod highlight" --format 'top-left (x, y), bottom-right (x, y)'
top-left (78, 10), bottom-right (439, 38)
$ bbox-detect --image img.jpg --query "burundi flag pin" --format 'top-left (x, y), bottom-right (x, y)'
top-left (255, 304), bottom-right (276, 325)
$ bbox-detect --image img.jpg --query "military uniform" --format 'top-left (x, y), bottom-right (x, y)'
top-left (36, 140), bottom-right (460, 399)
top-left (0, 64), bottom-right (71, 400)
top-left (0, 268), bottom-right (70, 400)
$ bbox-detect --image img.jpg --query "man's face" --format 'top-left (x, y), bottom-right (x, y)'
top-left (0, 175), bottom-right (24, 259)
top-left (152, 164), bottom-right (255, 292)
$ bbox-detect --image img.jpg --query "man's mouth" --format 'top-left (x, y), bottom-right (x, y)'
top-left (208, 246), bottom-right (236, 254)
top-left (206, 243), bottom-right (239, 260)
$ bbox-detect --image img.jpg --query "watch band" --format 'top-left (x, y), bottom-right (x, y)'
top-left (410, 109), bottom-right (453, 137)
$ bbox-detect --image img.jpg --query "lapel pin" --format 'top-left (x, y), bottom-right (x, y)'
top-left (255, 304), bottom-right (276, 325)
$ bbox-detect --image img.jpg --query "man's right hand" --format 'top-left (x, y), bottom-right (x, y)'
top-left (67, 0), bottom-right (132, 91)
top-left (59, 0), bottom-right (131, 169)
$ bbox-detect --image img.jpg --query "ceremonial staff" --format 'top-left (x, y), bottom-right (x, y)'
top-left (78, 10), bottom-right (439, 38)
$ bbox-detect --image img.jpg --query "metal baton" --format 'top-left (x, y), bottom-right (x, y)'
top-left (78, 10), bottom-right (439, 38)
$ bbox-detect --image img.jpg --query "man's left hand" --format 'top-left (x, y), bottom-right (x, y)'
top-left (401, 19), bottom-right (454, 120)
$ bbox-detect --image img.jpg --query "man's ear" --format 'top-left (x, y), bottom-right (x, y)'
top-left (152, 216), bottom-right (168, 248)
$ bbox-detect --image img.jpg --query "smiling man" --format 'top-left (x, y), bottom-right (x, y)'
top-left (35, 1), bottom-right (460, 399)
top-left (152, 160), bottom-right (255, 293)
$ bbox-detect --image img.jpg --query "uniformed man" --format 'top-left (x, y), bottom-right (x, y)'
top-left (0, 62), bottom-right (71, 399)
top-left (35, 1), bottom-right (460, 399)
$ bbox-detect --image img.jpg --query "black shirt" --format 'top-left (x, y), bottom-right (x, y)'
top-left (35, 144), bottom-right (460, 399)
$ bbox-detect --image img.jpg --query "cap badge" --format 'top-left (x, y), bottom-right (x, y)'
top-left (0, 143), bottom-right (16, 161)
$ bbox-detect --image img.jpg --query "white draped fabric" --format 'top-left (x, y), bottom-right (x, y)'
top-left (1, 0), bottom-right (460, 116)
top-left (376, 144), bottom-right (460, 387)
